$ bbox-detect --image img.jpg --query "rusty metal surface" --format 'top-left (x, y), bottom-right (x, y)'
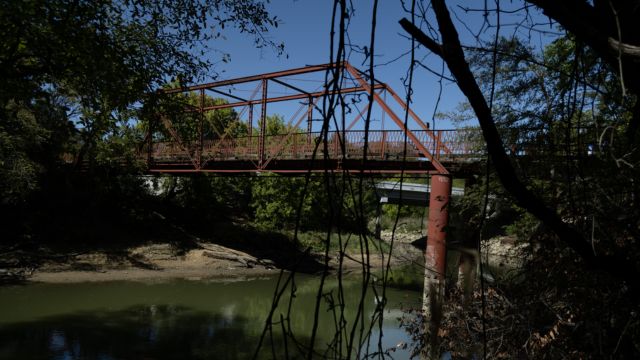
top-left (426, 174), bottom-right (452, 280)
top-left (144, 61), bottom-right (486, 175)
top-left (161, 63), bottom-right (344, 94)
top-left (144, 129), bottom-right (484, 171)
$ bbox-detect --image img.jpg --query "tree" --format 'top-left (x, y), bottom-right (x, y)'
top-left (156, 89), bottom-right (247, 144)
top-left (251, 115), bottom-right (326, 230)
top-left (0, 0), bottom-right (278, 198)
top-left (0, 0), bottom-right (280, 243)
top-left (400, 0), bottom-right (639, 285)
top-left (399, 1), bottom-right (640, 357)
top-left (526, 0), bottom-right (640, 137)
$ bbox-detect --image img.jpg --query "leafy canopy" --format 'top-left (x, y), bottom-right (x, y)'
top-left (0, 0), bottom-right (279, 204)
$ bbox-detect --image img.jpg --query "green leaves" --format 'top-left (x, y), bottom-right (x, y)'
top-left (0, 0), bottom-right (279, 238)
top-left (250, 174), bottom-right (320, 230)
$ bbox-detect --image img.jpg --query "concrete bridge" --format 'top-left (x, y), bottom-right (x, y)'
top-left (372, 180), bottom-right (465, 240)
top-left (375, 180), bottom-right (465, 206)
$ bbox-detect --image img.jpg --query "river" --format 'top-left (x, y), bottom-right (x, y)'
top-left (0, 274), bottom-right (421, 359)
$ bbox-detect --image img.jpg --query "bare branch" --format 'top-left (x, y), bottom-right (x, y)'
top-left (609, 37), bottom-right (640, 57)
top-left (399, 18), bottom-right (444, 57)
top-left (399, 0), bottom-right (639, 287)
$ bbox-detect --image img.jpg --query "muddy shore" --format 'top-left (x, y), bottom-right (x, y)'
top-left (2, 233), bottom-right (423, 284)
top-left (1, 228), bottom-right (522, 284)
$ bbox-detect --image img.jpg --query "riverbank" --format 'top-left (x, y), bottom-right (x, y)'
top-left (2, 222), bottom-right (524, 286)
top-left (2, 231), bottom-right (422, 284)
top-left (27, 242), bottom-right (278, 283)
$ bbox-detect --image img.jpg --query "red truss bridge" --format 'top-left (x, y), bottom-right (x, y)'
top-left (140, 62), bottom-right (487, 307)
top-left (143, 62), bottom-right (484, 175)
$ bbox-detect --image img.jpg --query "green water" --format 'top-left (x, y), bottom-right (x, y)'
top-left (0, 275), bottom-right (420, 359)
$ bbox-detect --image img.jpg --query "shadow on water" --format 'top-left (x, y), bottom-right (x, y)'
top-left (0, 276), bottom-right (420, 359)
top-left (0, 304), bottom-right (303, 360)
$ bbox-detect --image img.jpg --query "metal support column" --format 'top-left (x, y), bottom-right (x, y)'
top-left (423, 173), bottom-right (451, 357)
top-left (198, 89), bottom-right (205, 169)
top-left (248, 104), bottom-right (254, 138)
top-left (381, 90), bottom-right (386, 132)
top-left (258, 79), bottom-right (268, 167)
top-left (248, 104), bottom-right (254, 158)
top-left (307, 96), bottom-right (313, 145)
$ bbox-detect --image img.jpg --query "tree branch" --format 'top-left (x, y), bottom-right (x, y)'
top-left (399, 22), bottom-right (444, 57)
top-left (609, 37), bottom-right (640, 58)
top-left (525, 0), bottom-right (640, 138)
top-left (400, 1), bottom-right (636, 283)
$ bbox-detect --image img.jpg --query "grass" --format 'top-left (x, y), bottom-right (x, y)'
top-left (295, 230), bottom-right (390, 255)
top-left (452, 178), bottom-right (465, 189)
top-left (379, 215), bottom-right (425, 233)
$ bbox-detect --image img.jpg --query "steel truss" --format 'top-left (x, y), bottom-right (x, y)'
top-left (144, 62), bottom-right (481, 175)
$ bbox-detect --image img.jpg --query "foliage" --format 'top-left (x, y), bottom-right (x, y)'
top-left (250, 173), bottom-right (379, 232)
top-left (0, 0), bottom-right (279, 243)
top-left (404, 7), bottom-right (640, 357)
top-left (155, 90), bottom-right (247, 143)
top-left (246, 114), bottom-right (379, 232)
top-left (503, 208), bottom-right (540, 242)
top-left (411, 240), bottom-right (640, 359)
top-left (0, 99), bottom-right (66, 205)
top-left (380, 205), bottom-right (425, 232)
top-left (467, 35), bottom-right (640, 263)
top-left (250, 174), bottom-right (327, 230)
top-left (297, 231), bottom-right (389, 255)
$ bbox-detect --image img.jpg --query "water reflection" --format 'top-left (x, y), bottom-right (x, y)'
top-left (2, 305), bottom-right (283, 359)
top-left (0, 275), bottom-right (420, 359)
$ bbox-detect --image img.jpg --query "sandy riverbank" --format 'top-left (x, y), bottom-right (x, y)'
top-left (16, 238), bottom-right (421, 283)
top-left (28, 245), bottom-right (276, 283)
top-left (3, 229), bottom-right (525, 285)
top-left (22, 242), bottom-right (291, 283)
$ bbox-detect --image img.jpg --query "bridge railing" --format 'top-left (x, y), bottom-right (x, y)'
top-left (436, 128), bottom-right (487, 159)
top-left (146, 128), bottom-right (486, 165)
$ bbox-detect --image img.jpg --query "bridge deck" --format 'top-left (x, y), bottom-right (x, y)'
top-left (145, 129), bottom-right (484, 174)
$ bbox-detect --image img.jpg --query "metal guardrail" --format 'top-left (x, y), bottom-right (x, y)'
top-left (146, 129), bottom-right (486, 164)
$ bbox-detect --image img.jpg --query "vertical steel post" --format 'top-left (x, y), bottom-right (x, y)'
top-left (424, 173), bottom-right (451, 355)
top-left (307, 96), bottom-right (313, 145)
top-left (381, 90), bottom-right (386, 132)
top-left (198, 89), bottom-right (205, 169)
top-left (381, 131), bottom-right (387, 159)
top-left (248, 104), bottom-right (254, 138)
top-left (248, 104), bottom-right (254, 158)
top-left (435, 131), bottom-right (442, 160)
top-left (293, 132), bottom-right (298, 158)
top-left (259, 79), bottom-right (268, 167)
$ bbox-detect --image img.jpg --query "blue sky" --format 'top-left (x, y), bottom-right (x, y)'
top-left (200, 1), bottom-right (554, 131)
